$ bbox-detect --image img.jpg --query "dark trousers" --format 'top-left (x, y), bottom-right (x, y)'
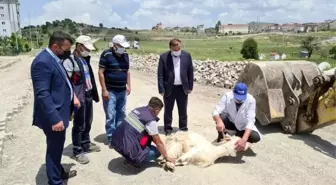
top-left (220, 115), bottom-right (261, 143)
top-left (43, 128), bottom-right (66, 185)
top-left (164, 85), bottom-right (188, 132)
top-left (72, 92), bottom-right (93, 156)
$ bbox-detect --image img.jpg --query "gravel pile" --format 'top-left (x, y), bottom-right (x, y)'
top-left (129, 54), bottom-right (249, 89)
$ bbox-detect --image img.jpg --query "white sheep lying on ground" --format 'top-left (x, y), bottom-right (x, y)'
top-left (159, 131), bottom-right (251, 171)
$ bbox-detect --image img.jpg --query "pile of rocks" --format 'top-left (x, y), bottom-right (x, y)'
top-left (129, 54), bottom-right (249, 89)
top-left (193, 60), bottom-right (248, 89)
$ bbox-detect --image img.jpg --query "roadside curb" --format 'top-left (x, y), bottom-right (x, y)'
top-left (0, 91), bottom-right (31, 166)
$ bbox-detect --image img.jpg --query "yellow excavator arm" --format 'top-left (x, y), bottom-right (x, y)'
top-left (237, 61), bottom-right (336, 134)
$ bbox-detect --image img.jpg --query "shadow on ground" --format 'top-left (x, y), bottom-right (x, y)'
top-left (62, 144), bottom-right (74, 158)
top-left (255, 121), bottom-right (283, 135)
top-left (94, 133), bottom-right (109, 146)
top-left (35, 163), bottom-right (76, 185)
top-left (158, 126), bottom-right (180, 135)
top-left (108, 157), bottom-right (160, 176)
top-left (256, 120), bottom-right (336, 158)
top-left (289, 134), bottom-right (336, 158)
top-left (215, 148), bottom-right (258, 164)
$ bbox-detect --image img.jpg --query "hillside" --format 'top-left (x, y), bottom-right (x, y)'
top-left (20, 19), bottom-right (152, 48)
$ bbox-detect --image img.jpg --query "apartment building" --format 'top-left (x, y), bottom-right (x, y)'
top-left (0, 0), bottom-right (20, 37)
top-left (219, 24), bottom-right (249, 34)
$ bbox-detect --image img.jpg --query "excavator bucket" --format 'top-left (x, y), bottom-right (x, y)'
top-left (236, 61), bottom-right (333, 134)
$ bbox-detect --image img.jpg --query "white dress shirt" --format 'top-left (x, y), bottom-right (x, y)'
top-left (172, 55), bottom-right (182, 85)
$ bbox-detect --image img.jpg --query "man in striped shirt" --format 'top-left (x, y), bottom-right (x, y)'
top-left (98, 35), bottom-right (131, 146)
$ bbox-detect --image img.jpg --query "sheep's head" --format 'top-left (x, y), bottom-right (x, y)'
top-left (213, 135), bottom-right (251, 157)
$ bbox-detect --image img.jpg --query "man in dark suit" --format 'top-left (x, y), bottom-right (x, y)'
top-left (157, 38), bottom-right (194, 135)
top-left (31, 31), bottom-right (78, 185)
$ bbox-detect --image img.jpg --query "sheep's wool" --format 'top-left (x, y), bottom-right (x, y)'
top-left (161, 131), bottom-right (250, 170)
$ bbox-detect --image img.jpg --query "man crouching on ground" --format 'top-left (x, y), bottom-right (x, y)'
top-left (111, 97), bottom-right (175, 168)
top-left (212, 83), bottom-right (262, 151)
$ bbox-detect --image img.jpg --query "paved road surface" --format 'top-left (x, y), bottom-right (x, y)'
top-left (0, 55), bottom-right (335, 185)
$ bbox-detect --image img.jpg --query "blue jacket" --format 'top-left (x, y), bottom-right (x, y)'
top-left (31, 49), bottom-right (73, 130)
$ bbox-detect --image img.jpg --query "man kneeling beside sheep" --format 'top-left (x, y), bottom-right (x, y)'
top-left (112, 82), bottom-right (261, 170)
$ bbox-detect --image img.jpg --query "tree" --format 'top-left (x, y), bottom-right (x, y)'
top-left (329, 46), bottom-right (336, 59)
top-left (24, 43), bottom-right (31, 52)
top-left (99, 23), bottom-right (103, 28)
top-left (300, 36), bottom-right (320, 58)
top-left (45, 21), bottom-right (52, 27)
top-left (215, 21), bottom-right (221, 33)
top-left (240, 38), bottom-right (259, 60)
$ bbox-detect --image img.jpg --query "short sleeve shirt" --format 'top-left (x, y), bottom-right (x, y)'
top-left (145, 121), bottom-right (159, 135)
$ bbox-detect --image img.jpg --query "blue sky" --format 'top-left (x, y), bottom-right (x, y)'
top-left (20, 0), bottom-right (336, 29)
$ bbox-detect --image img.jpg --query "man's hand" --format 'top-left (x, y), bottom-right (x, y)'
top-left (52, 121), bottom-right (65, 132)
top-left (235, 138), bottom-right (247, 151)
top-left (102, 89), bottom-right (109, 100)
top-left (126, 86), bottom-right (131, 96)
top-left (216, 121), bottom-right (225, 132)
top-left (165, 157), bottom-right (176, 164)
top-left (73, 96), bottom-right (81, 108)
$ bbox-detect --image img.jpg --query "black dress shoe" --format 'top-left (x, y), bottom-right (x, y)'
top-left (61, 170), bottom-right (77, 180)
top-left (165, 130), bottom-right (172, 136)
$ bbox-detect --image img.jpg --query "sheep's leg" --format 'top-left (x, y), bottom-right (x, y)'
top-left (197, 162), bottom-right (213, 168)
top-left (176, 147), bottom-right (199, 165)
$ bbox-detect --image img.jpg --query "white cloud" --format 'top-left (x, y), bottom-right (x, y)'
top-left (22, 0), bottom-right (128, 27)
top-left (191, 8), bottom-right (210, 16)
top-left (21, 0), bottom-right (336, 29)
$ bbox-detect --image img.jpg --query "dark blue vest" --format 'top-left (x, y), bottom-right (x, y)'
top-left (111, 106), bottom-right (158, 164)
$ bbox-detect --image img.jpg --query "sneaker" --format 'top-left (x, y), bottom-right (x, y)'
top-left (87, 143), bottom-right (101, 153)
top-left (74, 153), bottom-right (90, 164)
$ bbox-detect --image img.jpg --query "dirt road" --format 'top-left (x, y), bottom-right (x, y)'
top-left (0, 55), bottom-right (335, 185)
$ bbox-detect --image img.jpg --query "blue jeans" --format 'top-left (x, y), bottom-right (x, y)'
top-left (144, 145), bottom-right (161, 162)
top-left (103, 90), bottom-right (127, 143)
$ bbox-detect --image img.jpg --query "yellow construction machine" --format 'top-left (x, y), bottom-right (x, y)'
top-left (237, 61), bottom-right (336, 134)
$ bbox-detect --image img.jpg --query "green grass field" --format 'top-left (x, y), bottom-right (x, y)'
top-left (93, 34), bottom-right (336, 67)
top-left (29, 24), bottom-right (336, 67)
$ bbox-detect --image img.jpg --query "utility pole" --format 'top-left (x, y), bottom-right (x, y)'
top-left (36, 30), bottom-right (39, 47)
top-left (28, 12), bottom-right (33, 49)
top-left (14, 1), bottom-right (18, 51)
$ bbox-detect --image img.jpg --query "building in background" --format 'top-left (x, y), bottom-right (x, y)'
top-left (219, 24), bottom-right (249, 34)
top-left (0, 0), bottom-right (20, 37)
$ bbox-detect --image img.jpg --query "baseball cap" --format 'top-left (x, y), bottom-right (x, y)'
top-left (112, 35), bottom-right (130, 48)
top-left (233, 83), bottom-right (248, 101)
top-left (76, 35), bottom-right (96, 51)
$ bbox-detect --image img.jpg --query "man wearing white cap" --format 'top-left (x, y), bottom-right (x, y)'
top-left (98, 35), bottom-right (131, 147)
top-left (63, 35), bottom-right (101, 164)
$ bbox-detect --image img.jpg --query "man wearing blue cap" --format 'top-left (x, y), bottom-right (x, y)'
top-left (212, 82), bottom-right (262, 151)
